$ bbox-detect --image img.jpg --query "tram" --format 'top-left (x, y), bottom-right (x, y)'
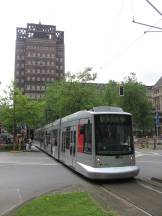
top-left (34, 106), bottom-right (139, 179)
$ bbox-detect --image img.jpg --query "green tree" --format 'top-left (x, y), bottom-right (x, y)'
top-left (120, 73), bottom-right (154, 135)
top-left (0, 83), bottom-right (45, 134)
top-left (44, 68), bottom-right (103, 122)
top-left (103, 80), bottom-right (120, 106)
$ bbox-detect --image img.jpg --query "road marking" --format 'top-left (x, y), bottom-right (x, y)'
top-left (16, 188), bottom-right (23, 202)
top-left (137, 160), bottom-right (162, 164)
top-left (135, 151), bottom-right (161, 158)
top-left (0, 162), bottom-right (60, 166)
top-left (137, 182), bottom-right (162, 194)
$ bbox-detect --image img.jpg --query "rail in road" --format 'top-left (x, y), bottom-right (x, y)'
top-left (89, 179), bottom-right (162, 216)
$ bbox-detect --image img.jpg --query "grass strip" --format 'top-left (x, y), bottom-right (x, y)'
top-left (13, 192), bottom-right (117, 216)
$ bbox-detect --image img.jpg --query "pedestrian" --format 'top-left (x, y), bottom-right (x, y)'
top-left (29, 138), bottom-right (32, 150)
top-left (153, 135), bottom-right (157, 150)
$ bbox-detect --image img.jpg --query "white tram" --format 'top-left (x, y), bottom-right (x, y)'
top-left (34, 106), bottom-right (139, 179)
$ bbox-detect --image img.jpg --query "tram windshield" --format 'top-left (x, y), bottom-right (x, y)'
top-left (95, 114), bottom-right (134, 156)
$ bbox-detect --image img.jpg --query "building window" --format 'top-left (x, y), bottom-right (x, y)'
top-left (37, 85), bottom-right (40, 90)
top-left (32, 86), bottom-right (35, 90)
top-left (26, 85), bottom-right (30, 90)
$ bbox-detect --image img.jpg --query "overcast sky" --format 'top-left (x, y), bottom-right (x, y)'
top-left (0, 0), bottom-right (162, 93)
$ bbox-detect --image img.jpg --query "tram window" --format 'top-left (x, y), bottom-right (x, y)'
top-left (73, 131), bottom-right (76, 144)
top-left (84, 123), bottom-right (92, 154)
top-left (66, 127), bottom-right (70, 149)
top-left (95, 114), bottom-right (133, 156)
top-left (80, 126), bottom-right (85, 134)
top-left (61, 131), bottom-right (66, 152)
top-left (78, 120), bottom-right (92, 154)
top-left (46, 131), bottom-right (50, 145)
top-left (53, 129), bottom-right (58, 146)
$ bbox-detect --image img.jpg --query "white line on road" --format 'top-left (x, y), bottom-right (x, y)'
top-left (137, 160), bottom-right (162, 164)
top-left (0, 162), bottom-right (60, 166)
top-left (16, 188), bottom-right (23, 202)
top-left (137, 182), bottom-right (162, 194)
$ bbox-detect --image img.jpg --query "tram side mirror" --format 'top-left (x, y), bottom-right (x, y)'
top-left (80, 126), bottom-right (85, 135)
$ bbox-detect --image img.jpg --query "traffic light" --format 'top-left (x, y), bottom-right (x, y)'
top-left (119, 85), bottom-right (124, 96)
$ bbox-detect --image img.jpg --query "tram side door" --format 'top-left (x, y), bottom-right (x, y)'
top-left (66, 126), bottom-right (77, 168)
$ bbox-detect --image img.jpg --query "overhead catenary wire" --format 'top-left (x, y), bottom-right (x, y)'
top-left (113, 0), bottom-right (125, 33)
top-left (99, 17), bottom-right (162, 71)
top-left (146, 0), bottom-right (162, 16)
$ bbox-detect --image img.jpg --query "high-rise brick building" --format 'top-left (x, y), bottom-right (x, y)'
top-left (14, 23), bottom-right (65, 99)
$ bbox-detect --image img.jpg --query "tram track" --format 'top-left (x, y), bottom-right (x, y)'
top-left (89, 179), bottom-right (162, 216)
top-left (100, 184), bottom-right (152, 216)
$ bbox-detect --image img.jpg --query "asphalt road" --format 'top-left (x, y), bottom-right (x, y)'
top-left (0, 146), bottom-right (162, 216)
top-left (135, 147), bottom-right (162, 181)
top-left (0, 147), bottom-right (91, 216)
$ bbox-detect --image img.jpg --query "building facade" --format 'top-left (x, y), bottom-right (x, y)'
top-left (146, 77), bottom-right (162, 135)
top-left (14, 23), bottom-right (65, 99)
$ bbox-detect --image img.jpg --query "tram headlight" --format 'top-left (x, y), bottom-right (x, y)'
top-left (130, 155), bottom-right (135, 165)
top-left (96, 158), bottom-right (102, 166)
top-left (130, 155), bottom-right (133, 160)
top-left (97, 158), bottom-right (100, 162)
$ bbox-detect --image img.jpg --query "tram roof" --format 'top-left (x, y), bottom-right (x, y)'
top-left (61, 106), bottom-right (131, 123)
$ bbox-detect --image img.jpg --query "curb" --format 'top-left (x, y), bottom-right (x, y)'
top-left (151, 177), bottom-right (162, 184)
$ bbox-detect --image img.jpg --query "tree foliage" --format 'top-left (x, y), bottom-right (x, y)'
top-left (103, 80), bottom-right (120, 106)
top-left (0, 72), bottom-right (154, 137)
top-left (44, 68), bottom-right (102, 121)
top-left (0, 83), bottom-right (45, 133)
top-left (120, 73), bottom-right (154, 133)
